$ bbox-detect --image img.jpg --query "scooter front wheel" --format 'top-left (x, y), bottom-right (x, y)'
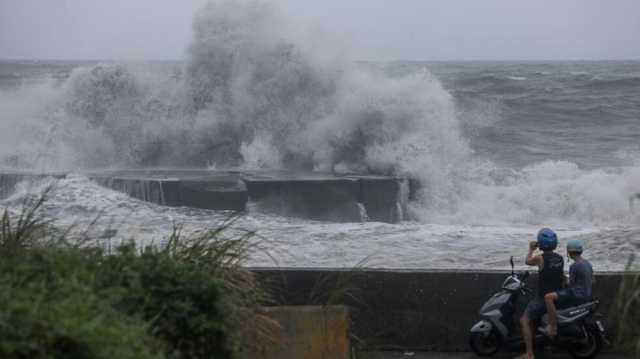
top-left (469, 331), bottom-right (501, 356)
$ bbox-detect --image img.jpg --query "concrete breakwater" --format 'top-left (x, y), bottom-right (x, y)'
top-left (0, 170), bottom-right (408, 223)
top-left (0, 171), bottom-right (67, 199)
top-left (253, 268), bottom-right (627, 352)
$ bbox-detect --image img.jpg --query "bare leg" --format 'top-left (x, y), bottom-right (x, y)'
top-left (518, 315), bottom-right (535, 359)
top-left (544, 292), bottom-right (559, 337)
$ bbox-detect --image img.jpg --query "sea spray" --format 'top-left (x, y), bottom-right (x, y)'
top-left (424, 160), bottom-right (640, 226)
top-left (0, 0), bottom-right (470, 210)
top-left (1, 1), bottom-right (640, 229)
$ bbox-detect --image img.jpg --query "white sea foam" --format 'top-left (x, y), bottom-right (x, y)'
top-left (0, 0), bottom-right (639, 266)
top-left (429, 160), bottom-right (640, 227)
top-left (1, 175), bottom-right (635, 270)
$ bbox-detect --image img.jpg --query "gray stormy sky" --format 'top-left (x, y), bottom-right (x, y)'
top-left (1, 0), bottom-right (639, 61)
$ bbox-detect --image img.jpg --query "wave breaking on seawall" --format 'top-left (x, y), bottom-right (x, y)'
top-left (1, 0), bottom-right (640, 229)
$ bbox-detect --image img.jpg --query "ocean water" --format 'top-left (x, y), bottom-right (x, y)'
top-left (1, 2), bottom-right (639, 271)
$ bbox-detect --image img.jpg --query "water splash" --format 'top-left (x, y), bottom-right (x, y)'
top-left (91, 177), bottom-right (169, 206)
top-left (1, 1), bottom-right (640, 229)
top-left (357, 203), bottom-right (369, 222)
top-left (0, 1), bottom-right (467, 176)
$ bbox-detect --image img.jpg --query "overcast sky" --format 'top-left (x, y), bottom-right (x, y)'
top-left (1, 0), bottom-right (639, 61)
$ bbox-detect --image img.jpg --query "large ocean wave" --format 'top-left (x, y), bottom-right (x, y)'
top-left (1, 0), bottom-right (640, 228)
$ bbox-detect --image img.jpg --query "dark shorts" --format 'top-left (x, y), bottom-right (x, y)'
top-left (525, 289), bottom-right (588, 320)
top-left (555, 288), bottom-right (576, 308)
top-left (524, 297), bottom-right (547, 320)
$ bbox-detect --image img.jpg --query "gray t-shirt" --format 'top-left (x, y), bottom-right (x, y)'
top-left (569, 258), bottom-right (593, 300)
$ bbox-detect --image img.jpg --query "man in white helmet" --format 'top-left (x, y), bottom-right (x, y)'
top-left (543, 239), bottom-right (593, 338)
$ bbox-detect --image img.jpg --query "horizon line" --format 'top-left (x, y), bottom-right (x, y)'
top-left (2, 57), bottom-right (640, 63)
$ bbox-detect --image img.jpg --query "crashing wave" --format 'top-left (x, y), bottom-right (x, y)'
top-left (1, 0), bottom-right (640, 228)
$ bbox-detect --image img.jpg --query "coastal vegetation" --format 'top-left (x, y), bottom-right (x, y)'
top-left (0, 190), bottom-right (274, 359)
top-left (613, 255), bottom-right (639, 358)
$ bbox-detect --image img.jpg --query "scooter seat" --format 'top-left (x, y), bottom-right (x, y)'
top-left (540, 300), bottom-right (598, 326)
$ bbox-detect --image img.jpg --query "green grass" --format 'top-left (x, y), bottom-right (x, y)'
top-left (0, 246), bottom-right (163, 359)
top-left (0, 190), bottom-right (275, 359)
top-left (613, 255), bottom-right (640, 358)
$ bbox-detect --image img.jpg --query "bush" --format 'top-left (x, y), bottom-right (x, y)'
top-left (0, 194), bottom-right (274, 359)
top-left (95, 243), bottom-right (232, 359)
top-left (0, 247), bottom-right (163, 359)
top-left (613, 255), bottom-right (640, 358)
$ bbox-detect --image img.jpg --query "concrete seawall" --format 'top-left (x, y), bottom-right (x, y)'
top-left (0, 170), bottom-right (409, 223)
top-left (244, 172), bottom-right (408, 223)
top-left (0, 171), bottom-right (66, 199)
top-left (88, 171), bottom-right (248, 211)
top-left (253, 268), bottom-right (627, 351)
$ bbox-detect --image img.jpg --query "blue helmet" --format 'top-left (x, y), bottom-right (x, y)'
top-left (537, 228), bottom-right (558, 251)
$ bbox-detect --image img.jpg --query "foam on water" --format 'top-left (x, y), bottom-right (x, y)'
top-left (1, 175), bottom-right (636, 270)
top-left (0, 1), bottom-right (639, 269)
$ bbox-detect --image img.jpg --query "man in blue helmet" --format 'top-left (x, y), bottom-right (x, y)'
top-left (542, 239), bottom-right (593, 338)
top-left (516, 228), bottom-right (565, 359)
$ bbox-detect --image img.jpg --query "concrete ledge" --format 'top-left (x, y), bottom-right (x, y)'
top-left (90, 174), bottom-right (248, 211)
top-left (0, 171), bottom-right (67, 199)
top-left (178, 177), bottom-right (248, 211)
top-left (253, 268), bottom-right (628, 352)
top-left (1, 170), bottom-right (409, 223)
top-left (356, 176), bottom-right (409, 223)
top-left (247, 305), bottom-right (351, 359)
top-left (244, 174), bottom-right (362, 222)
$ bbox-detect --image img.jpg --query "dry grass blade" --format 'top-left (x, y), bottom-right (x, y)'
top-left (307, 255), bottom-right (371, 306)
top-left (153, 210), bottom-right (279, 353)
top-left (0, 185), bottom-right (54, 253)
top-left (613, 254), bottom-right (640, 358)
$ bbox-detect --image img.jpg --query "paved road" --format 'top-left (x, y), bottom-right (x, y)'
top-left (360, 351), bottom-right (631, 359)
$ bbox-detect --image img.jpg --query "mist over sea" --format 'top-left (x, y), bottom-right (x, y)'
top-left (1, 2), bottom-right (639, 270)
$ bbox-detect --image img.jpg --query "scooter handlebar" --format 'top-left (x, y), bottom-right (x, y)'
top-left (518, 272), bottom-right (533, 295)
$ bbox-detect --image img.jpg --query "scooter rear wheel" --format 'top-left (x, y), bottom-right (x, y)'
top-left (567, 327), bottom-right (602, 359)
top-left (469, 331), bottom-right (501, 356)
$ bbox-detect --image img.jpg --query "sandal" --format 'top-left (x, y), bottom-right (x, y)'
top-left (540, 325), bottom-right (557, 338)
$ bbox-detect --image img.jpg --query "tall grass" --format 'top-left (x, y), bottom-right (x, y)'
top-left (0, 185), bottom-right (51, 253)
top-left (0, 190), bottom-right (277, 358)
top-left (150, 220), bottom-right (280, 356)
top-left (306, 257), bottom-right (371, 306)
top-left (613, 255), bottom-right (639, 358)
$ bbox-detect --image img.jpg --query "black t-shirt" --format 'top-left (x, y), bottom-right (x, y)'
top-left (538, 252), bottom-right (564, 297)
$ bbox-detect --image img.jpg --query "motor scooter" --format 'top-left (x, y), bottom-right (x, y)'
top-left (469, 257), bottom-right (606, 358)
